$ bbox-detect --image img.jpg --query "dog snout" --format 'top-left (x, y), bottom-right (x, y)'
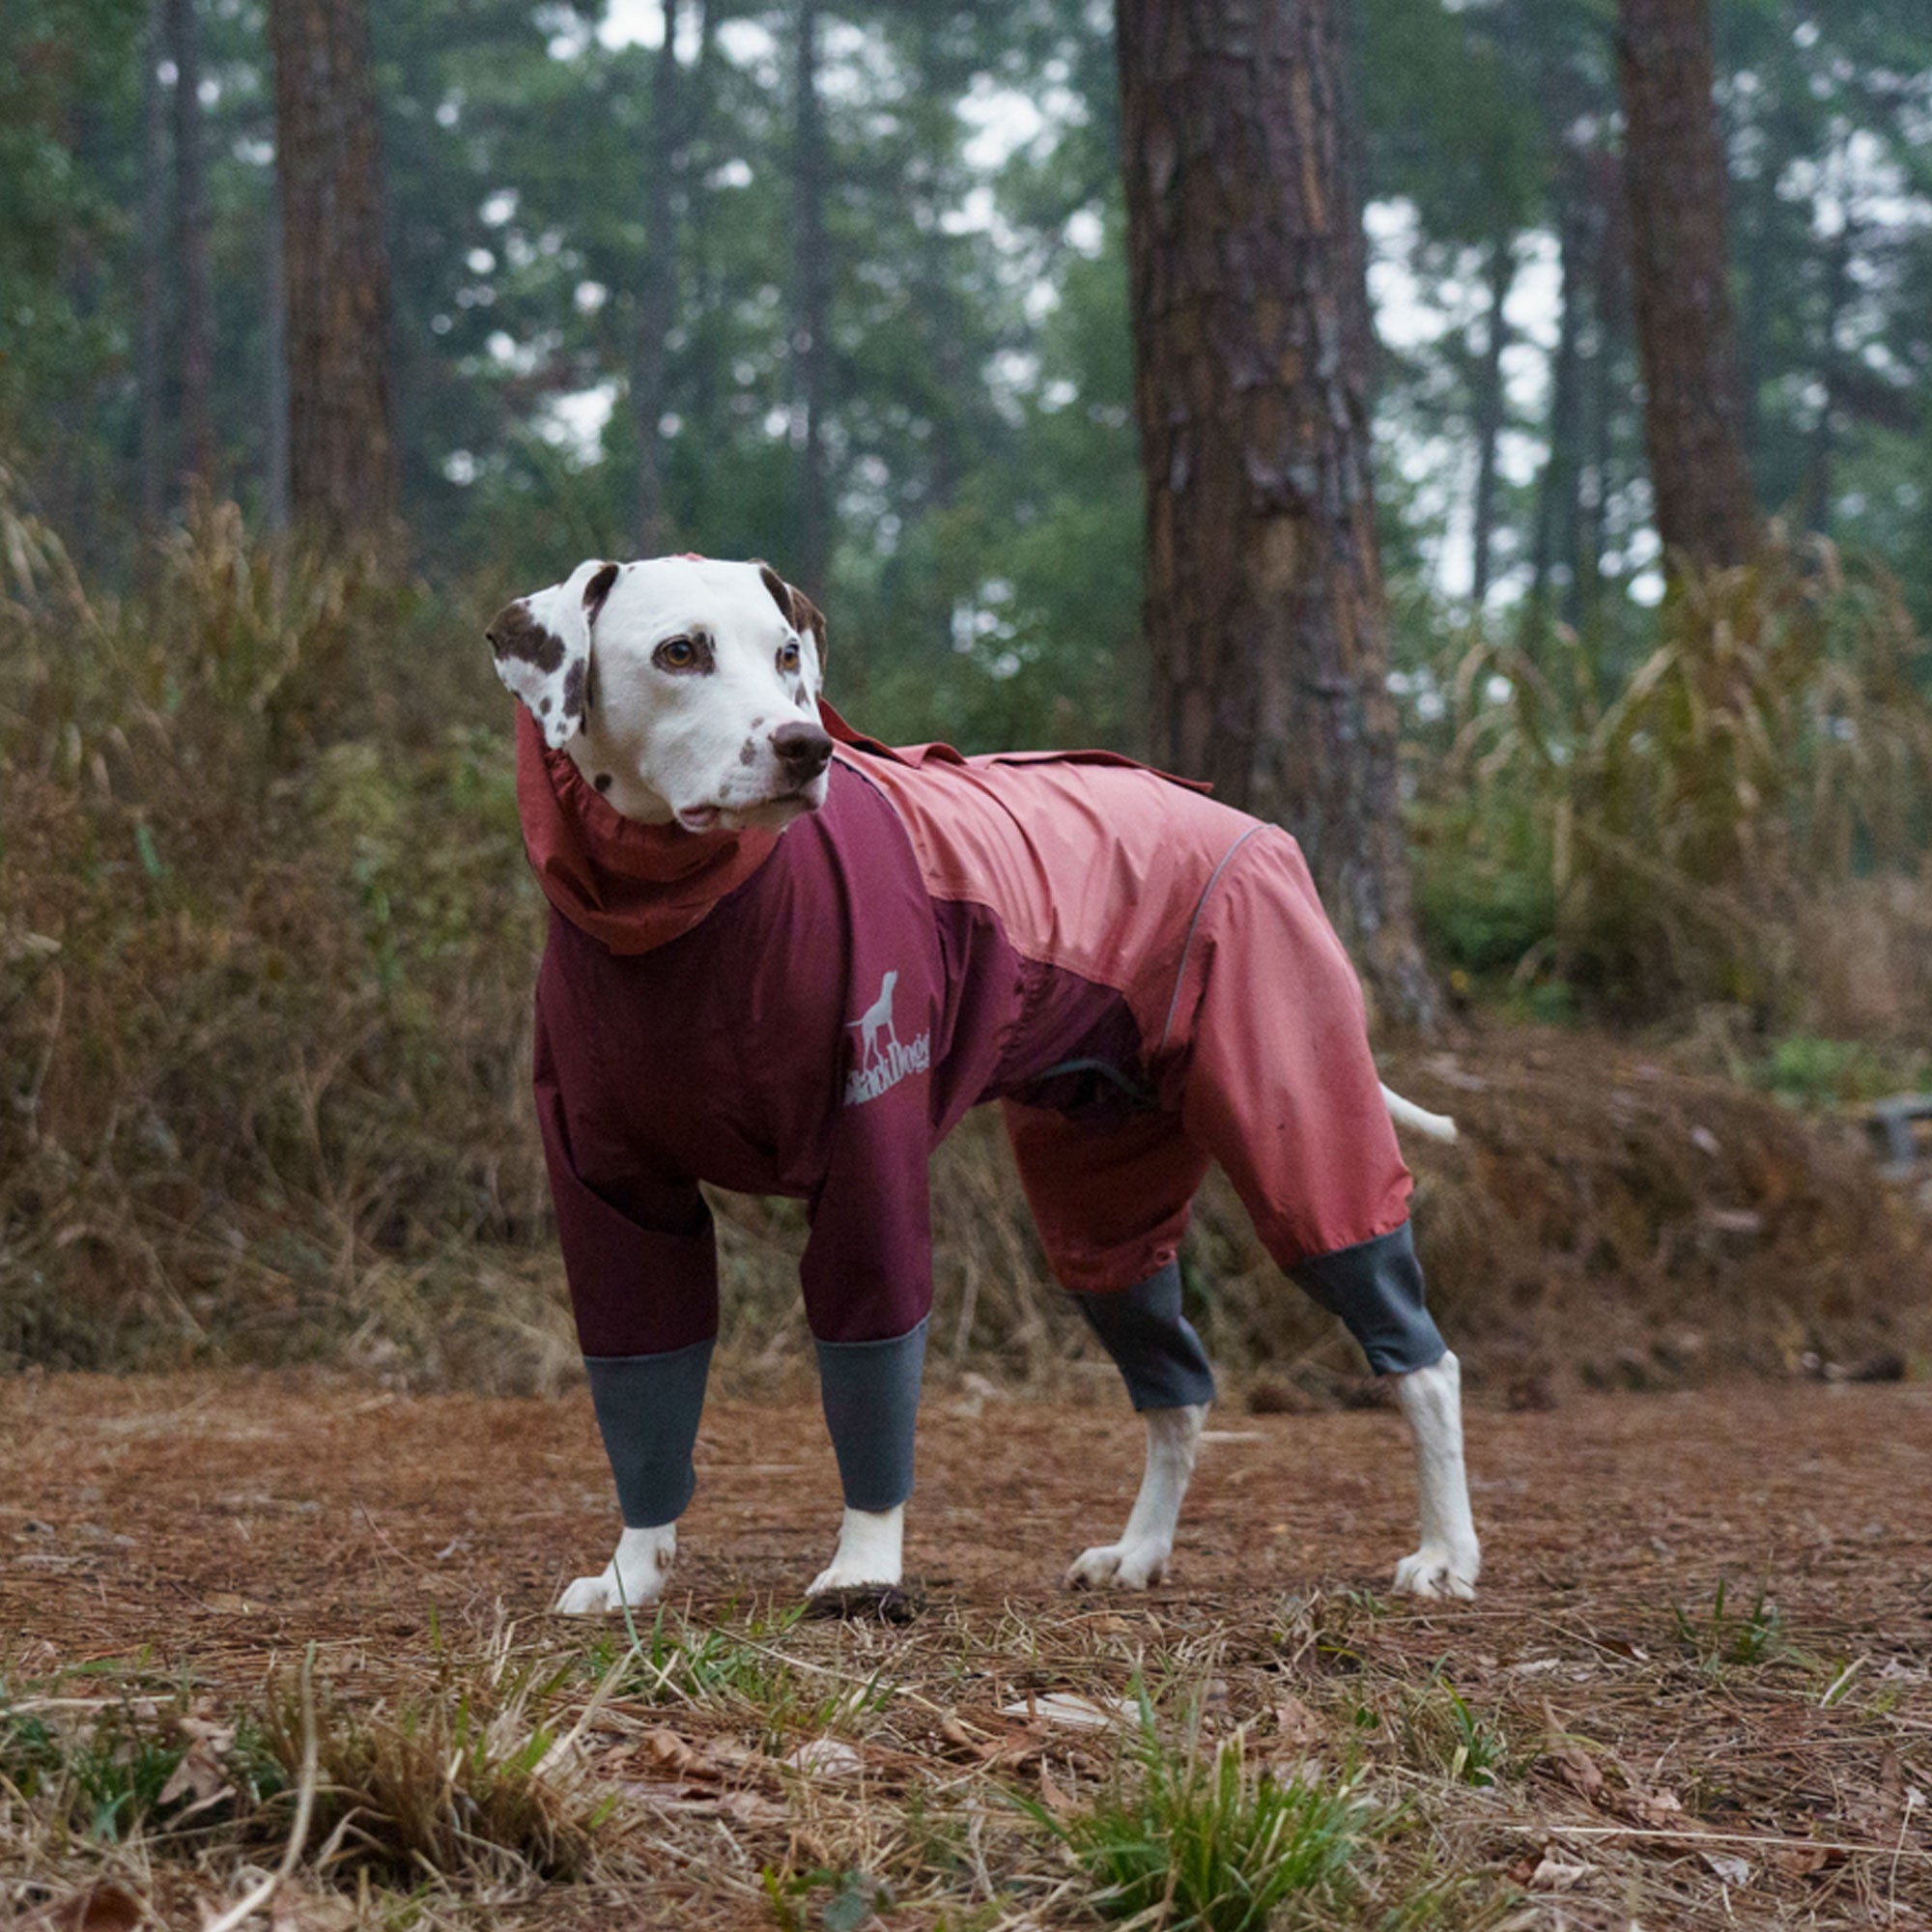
top-left (771, 721), bottom-right (835, 783)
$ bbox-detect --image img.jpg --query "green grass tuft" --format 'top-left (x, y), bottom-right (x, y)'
top-left (1027, 1693), bottom-right (1375, 1931)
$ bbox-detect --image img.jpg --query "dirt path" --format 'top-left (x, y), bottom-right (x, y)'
top-left (6, 1374), bottom-right (1932, 1927)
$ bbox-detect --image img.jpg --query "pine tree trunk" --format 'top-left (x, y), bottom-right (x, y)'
top-left (791, 0), bottom-right (832, 604)
top-left (1615, 0), bottom-right (1756, 570)
top-left (633, 3), bottom-right (685, 554)
top-left (1117, 0), bottom-right (1436, 1031)
top-left (137, 0), bottom-right (169, 534)
top-left (1469, 238), bottom-right (1513, 614)
top-left (269, 0), bottom-right (399, 552)
top-left (166, 0), bottom-right (215, 493)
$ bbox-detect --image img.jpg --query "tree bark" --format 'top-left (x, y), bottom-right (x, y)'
top-left (1117, 0), bottom-right (1436, 1030)
top-left (790, 0), bottom-right (832, 604)
top-left (633, 2), bottom-right (685, 554)
top-left (1469, 237), bottom-right (1513, 614)
top-left (1615, 0), bottom-right (1757, 570)
top-left (137, 0), bottom-right (169, 533)
top-left (166, 0), bottom-right (215, 494)
top-left (268, 0), bottom-right (399, 552)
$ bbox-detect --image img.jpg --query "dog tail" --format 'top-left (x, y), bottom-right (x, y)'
top-left (1379, 1082), bottom-right (1458, 1144)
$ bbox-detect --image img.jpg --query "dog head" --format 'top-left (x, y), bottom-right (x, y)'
top-left (486, 555), bottom-right (832, 832)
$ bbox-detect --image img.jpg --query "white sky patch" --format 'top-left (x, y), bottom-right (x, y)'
top-left (1065, 208), bottom-right (1104, 257)
top-left (539, 381), bottom-right (619, 463)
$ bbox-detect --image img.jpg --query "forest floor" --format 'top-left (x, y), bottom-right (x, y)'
top-left (5, 1372), bottom-right (1932, 1930)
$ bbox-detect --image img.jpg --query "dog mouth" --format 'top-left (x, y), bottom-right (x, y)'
top-left (675, 785), bottom-right (826, 836)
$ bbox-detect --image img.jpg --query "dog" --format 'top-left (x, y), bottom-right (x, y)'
top-left (487, 554), bottom-right (1480, 1614)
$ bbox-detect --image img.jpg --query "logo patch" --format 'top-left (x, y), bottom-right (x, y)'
top-left (843, 969), bottom-right (930, 1106)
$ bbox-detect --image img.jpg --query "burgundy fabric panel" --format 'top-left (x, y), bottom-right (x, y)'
top-left (532, 765), bottom-right (954, 1351)
top-left (534, 1003), bottom-right (719, 1355)
top-left (1002, 1101), bottom-right (1210, 1294)
top-left (1169, 828), bottom-right (1413, 1267)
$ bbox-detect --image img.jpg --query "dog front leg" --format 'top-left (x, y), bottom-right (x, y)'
top-left (808, 1321), bottom-right (926, 1595)
top-left (1389, 1350), bottom-right (1480, 1600)
top-left (557, 1339), bottom-right (712, 1615)
top-left (810, 1505), bottom-right (905, 1595)
top-left (558, 1522), bottom-right (679, 1615)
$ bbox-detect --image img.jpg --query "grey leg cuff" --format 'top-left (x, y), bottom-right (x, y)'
top-left (1291, 1222), bottom-right (1446, 1377)
top-left (1074, 1260), bottom-right (1217, 1411)
top-left (815, 1318), bottom-right (927, 1513)
top-left (584, 1338), bottom-right (715, 1528)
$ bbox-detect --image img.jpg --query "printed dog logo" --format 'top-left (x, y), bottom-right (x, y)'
top-left (843, 968), bottom-right (931, 1105)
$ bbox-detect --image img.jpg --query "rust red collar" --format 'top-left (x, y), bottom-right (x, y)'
top-left (515, 706), bottom-right (783, 954)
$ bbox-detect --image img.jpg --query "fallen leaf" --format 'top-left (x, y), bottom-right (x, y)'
top-left (1548, 1743), bottom-right (1605, 1799)
top-left (1000, 1692), bottom-right (1135, 1730)
top-left (1272, 1695), bottom-right (1324, 1745)
top-left (1528, 1854), bottom-right (1595, 1891)
top-left (1701, 1851), bottom-right (1751, 1888)
top-left (158, 1735), bottom-right (229, 1807)
top-left (269, 1883), bottom-right (358, 1931)
top-left (783, 1738), bottom-right (864, 1777)
top-left (39, 1884), bottom-right (144, 1931)
top-left (1037, 1763), bottom-right (1076, 1817)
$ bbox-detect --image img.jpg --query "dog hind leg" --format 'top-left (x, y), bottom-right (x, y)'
top-left (1065, 1261), bottom-right (1216, 1588)
top-left (1066, 1401), bottom-right (1208, 1588)
top-left (1389, 1350), bottom-right (1480, 1599)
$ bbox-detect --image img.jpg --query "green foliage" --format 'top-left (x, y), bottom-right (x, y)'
top-left (1396, 1678), bottom-right (1507, 1790)
top-left (1439, 532), bottom-right (1932, 1014)
top-left (1024, 1694), bottom-right (1374, 1931)
top-left (1749, 1035), bottom-right (1932, 1110)
top-left (1672, 1582), bottom-right (1786, 1677)
top-left (0, 1676), bottom-right (287, 1846)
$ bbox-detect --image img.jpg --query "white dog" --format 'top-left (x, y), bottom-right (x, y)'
top-left (487, 555), bottom-right (1479, 1615)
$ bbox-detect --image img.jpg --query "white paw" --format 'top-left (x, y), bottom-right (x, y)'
top-left (1393, 1541), bottom-right (1480, 1601)
top-left (1065, 1538), bottom-right (1172, 1590)
top-left (807, 1507), bottom-right (903, 1598)
top-left (554, 1525), bottom-right (674, 1615)
top-left (807, 1556), bottom-right (900, 1596)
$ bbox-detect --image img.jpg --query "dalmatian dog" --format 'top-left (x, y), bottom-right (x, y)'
top-left (487, 554), bottom-right (1480, 1615)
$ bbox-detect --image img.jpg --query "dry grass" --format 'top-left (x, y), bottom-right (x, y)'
top-left (1444, 527), bottom-right (1932, 1021)
top-left (4, 481), bottom-right (1926, 1406)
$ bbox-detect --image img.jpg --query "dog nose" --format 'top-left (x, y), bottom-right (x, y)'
top-left (771, 721), bottom-right (834, 781)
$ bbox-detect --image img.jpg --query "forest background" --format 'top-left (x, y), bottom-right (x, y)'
top-left (3, 0), bottom-right (1931, 1392)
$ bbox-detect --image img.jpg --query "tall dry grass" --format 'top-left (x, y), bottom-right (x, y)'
top-left (1, 482), bottom-right (1924, 1393)
top-left (1444, 530), bottom-right (1932, 1021)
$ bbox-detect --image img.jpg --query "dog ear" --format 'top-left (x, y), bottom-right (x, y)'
top-left (755, 562), bottom-right (828, 674)
top-left (485, 559), bottom-right (619, 748)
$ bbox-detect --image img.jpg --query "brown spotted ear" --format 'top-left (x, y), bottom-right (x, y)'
top-left (755, 561), bottom-right (829, 673)
top-left (486, 559), bottom-right (617, 748)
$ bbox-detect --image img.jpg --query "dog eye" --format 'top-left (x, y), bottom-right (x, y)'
top-left (655, 636), bottom-right (698, 671)
top-left (778, 639), bottom-right (802, 673)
